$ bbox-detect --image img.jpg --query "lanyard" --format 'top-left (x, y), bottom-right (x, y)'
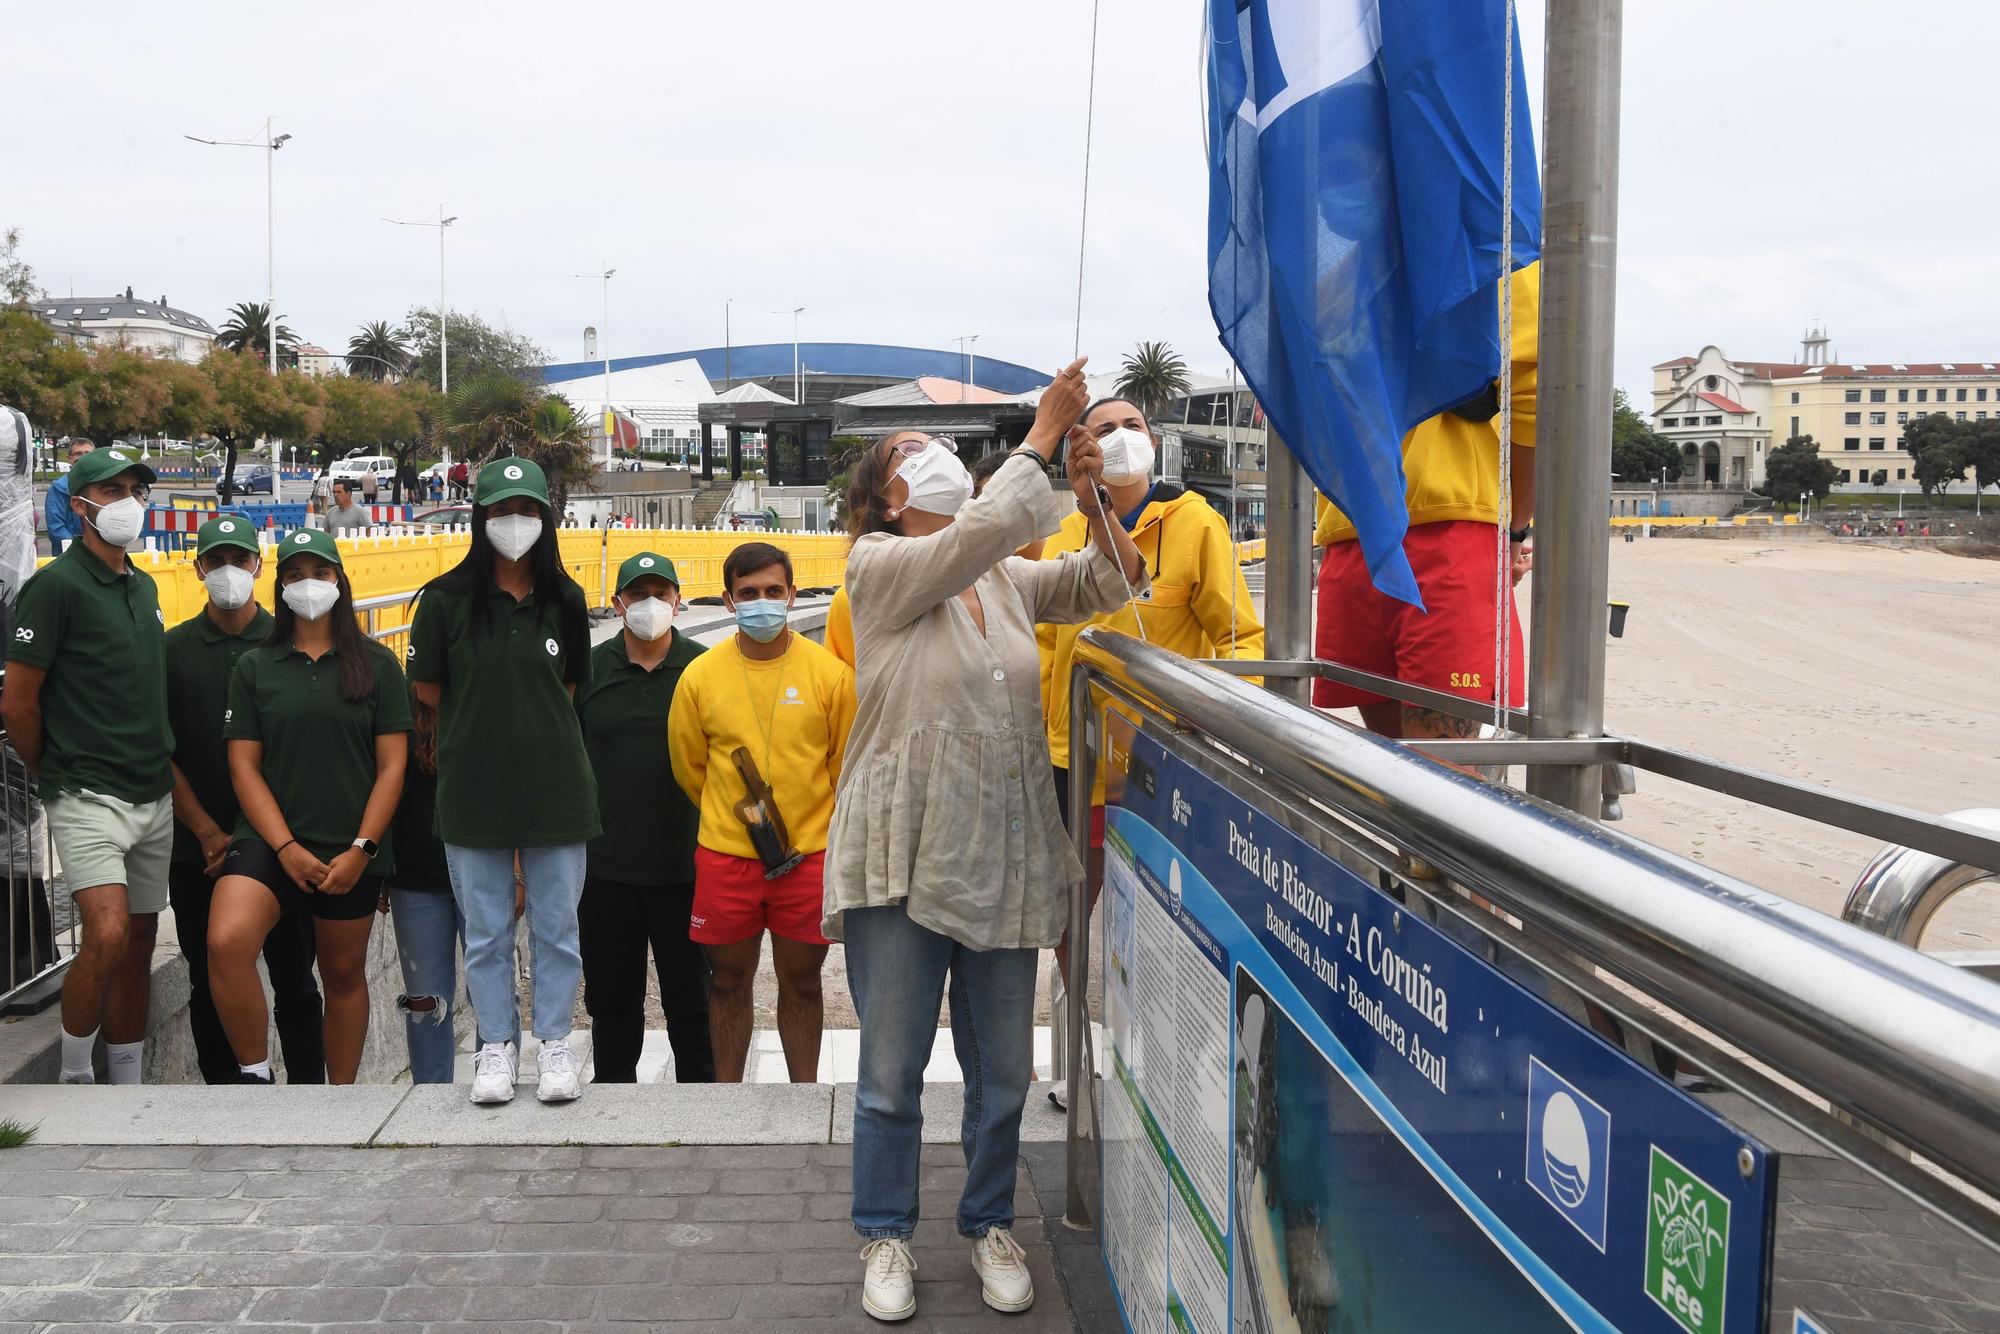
top-left (737, 644), bottom-right (789, 778)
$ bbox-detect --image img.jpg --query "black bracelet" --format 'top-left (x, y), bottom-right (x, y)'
top-left (275, 839), bottom-right (297, 856)
top-left (1509, 525), bottom-right (1532, 544)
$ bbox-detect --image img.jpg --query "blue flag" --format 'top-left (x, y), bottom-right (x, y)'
top-left (1206, 0), bottom-right (1542, 605)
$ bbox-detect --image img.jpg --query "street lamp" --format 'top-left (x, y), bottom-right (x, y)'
top-left (383, 208), bottom-right (458, 392)
top-left (954, 333), bottom-right (981, 402)
top-left (185, 117), bottom-right (291, 375)
top-left (772, 305), bottom-right (804, 405)
top-left (568, 266), bottom-right (617, 469)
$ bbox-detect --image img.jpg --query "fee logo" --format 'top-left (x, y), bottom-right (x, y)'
top-left (1645, 1145), bottom-right (1730, 1334)
top-left (1525, 1057), bottom-right (1610, 1251)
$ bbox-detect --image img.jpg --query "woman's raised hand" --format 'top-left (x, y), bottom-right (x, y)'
top-left (1065, 427), bottom-right (1105, 504)
top-left (1027, 357), bottom-right (1092, 454)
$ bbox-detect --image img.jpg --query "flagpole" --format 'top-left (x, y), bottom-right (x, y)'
top-left (1263, 434), bottom-right (1313, 706)
top-left (1527, 0), bottom-right (1625, 817)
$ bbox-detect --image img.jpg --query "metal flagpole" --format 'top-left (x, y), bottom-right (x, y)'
top-left (1263, 433), bottom-right (1312, 705)
top-left (1527, 0), bottom-right (1625, 817)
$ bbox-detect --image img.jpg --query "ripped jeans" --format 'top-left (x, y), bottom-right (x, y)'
top-left (388, 887), bottom-right (475, 1084)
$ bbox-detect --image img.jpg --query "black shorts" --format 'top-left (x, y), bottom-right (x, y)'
top-left (222, 838), bottom-right (382, 922)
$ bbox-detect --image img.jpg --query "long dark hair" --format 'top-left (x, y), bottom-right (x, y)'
top-left (268, 562), bottom-right (381, 703)
top-left (423, 497), bottom-right (589, 661)
top-left (845, 433), bottom-right (929, 544)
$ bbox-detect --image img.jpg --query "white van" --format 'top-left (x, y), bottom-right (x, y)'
top-left (329, 454), bottom-right (395, 485)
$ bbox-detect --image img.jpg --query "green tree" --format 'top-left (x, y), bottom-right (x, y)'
top-left (1957, 420), bottom-right (2000, 502)
top-left (1, 228), bottom-right (38, 306)
top-left (1611, 388), bottom-right (1681, 483)
top-left (824, 434), bottom-right (871, 528)
top-left (345, 320), bottom-right (410, 381)
top-left (442, 375), bottom-right (591, 513)
top-left (215, 302), bottom-right (299, 365)
top-left (1870, 469), bottom-right (1889, 487)
top-left (1763, 434), bottom-right (1839, 510)
top-left (1903, 413), bottom-right (1967, 500)
top-left (201, 351), bottom-right (323, 504)
top-left (400, 308), bottom-right (549, 390)
top-left (521, 396), bottom-right (592, 515)
top-left (0, 307), bottom-right (89, 430)
top-left (321, 375), bottom-right (424, 498)
top-left (1113, 341), bottom-right (1192, 425)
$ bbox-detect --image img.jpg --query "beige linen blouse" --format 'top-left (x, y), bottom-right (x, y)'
top-left (822, 452), bottom-right (1144, 950)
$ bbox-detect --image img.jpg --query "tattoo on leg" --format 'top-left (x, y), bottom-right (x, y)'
top-left (1403, 706), bottom-right (1482, 740)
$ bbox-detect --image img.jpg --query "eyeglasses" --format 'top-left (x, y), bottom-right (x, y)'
top-left (892, 434), bottom-right (957, 457)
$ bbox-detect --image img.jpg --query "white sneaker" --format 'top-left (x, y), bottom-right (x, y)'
top-left (470, 1042), bottom-right (517, 1104)
top-left (1047, 1081), bottom-right (1068, 1112)
top-left (536, 1038), bottom-right (582, 1103)
top-left (859, 1237), bottom-right (916, 1323)
top-left (971, 1226), bottom-right (1034, 1313)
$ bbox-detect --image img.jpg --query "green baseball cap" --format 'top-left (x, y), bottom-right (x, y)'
top-left (616, 551), bottom-right (680, 592)
top-left (276, 527), bottom-right (344, 569)
top-left (68, 446), bottom-right (157, 491)
top-left (196, 516), bottom-right (261, 559)
top-left (473, 457), bottom-right (550, 508)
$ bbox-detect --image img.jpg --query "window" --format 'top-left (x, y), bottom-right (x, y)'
top-left (1957, 411), bottom-right (1967, 421)
top-left (1898, 469), bottom-right (1907, 480)
top-left (1843, 437), bottom-right (1861, 450)
top-left (1898, 411), bottom-right (1909, 424)
top-left (1918, 389), bottom-right (1929, 402)
top-left (1789, 416), bottom-right (1800, 438)
top-left (1790, 391), bottom-right (1800, 404)
top-left (1844, 389), bottom-right (1862, 403)
top-left (1839, 470), bottom-right (1852, 483)
top-left (1704, 415), bottom-right (1722, 425)
top-left (1981, 387), bottom-right (1991, 402)
top-left (1705, 375), bottom-right (1718, 390)
top-left (1869, 412), bottom-right (1885, 425)
top-left (1869, 438), bottom-right (1885, 450)
top-left (1981, 412), bottom-right (1990, 422)
top-left (1662, 417), bottom-right (1678, 427)
top-left (1844, 412), bottom-right (1861, 425)
top-left (1958, 388), bottom-right (1970, 402)
top-left (1870, 389), bottom-right (1886, 402)
top-left (1898, 388), bottom-right (1909, 402)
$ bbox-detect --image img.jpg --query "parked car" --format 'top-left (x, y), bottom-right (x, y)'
top-left (411, 505), bottom-right (472, 530)
top-left (329, 453), bottom-right (396, 486)
top-left (215, 464), bottom-right (277, 497)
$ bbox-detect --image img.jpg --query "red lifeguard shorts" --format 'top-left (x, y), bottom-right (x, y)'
top-left (1312, 520), bottom-right (1526, 712)
top-left (690, 847), bottom-right (830, 947)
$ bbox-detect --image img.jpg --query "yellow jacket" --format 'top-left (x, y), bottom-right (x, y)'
top-left (1316, 260), bottom-right (1540, 544)
top-left (824, 586), bottom-right (854, 669)
top-left (1038, 485), bottom-right (1264, 790)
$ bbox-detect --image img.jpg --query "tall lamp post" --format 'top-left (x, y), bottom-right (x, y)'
top-left (184, 116), bottom-right (292, 374)
top-left (954, 333), bottom-right (981, 402)
top-left (569, 266), bottom-right (617, 469)
top-left (772, 305), bottom-right (804, 404)
top-left (386, 209), bottom-right (459, 484)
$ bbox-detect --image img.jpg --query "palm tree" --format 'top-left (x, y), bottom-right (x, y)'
top-left (346, 320), bottom-right (409, 381)
top-left (1113, 341), bottom-right (1192, 425)
top-left (215, 301), bottom-right (298, 365)
top-left (443, 376), bottom-right (593, 513)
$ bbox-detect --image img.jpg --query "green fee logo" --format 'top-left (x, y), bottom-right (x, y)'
top-left (1645, 1146), bottom-right (1730, 1334)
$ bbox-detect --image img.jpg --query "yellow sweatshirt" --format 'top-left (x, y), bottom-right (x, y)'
top-left (824, 587), bottom-right (854, 669)
top-left (667, 634), bottom-right (856, 858)
top-left (1316, 260), bottom-right (1541, 544)
top-left (1039, 485), bottom-right (1264, 789)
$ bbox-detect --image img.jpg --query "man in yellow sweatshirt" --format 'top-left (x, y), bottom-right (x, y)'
top-left (1315, 261), bottom-right (1539, 743)
top-left (669, 541), bottom-right (857, 1083)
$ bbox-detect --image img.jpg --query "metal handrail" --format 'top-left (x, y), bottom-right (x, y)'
top-left (1844, 808), bottom-right (2000, 946)
top-left (1070, 628), bottom-right (2000, 1201)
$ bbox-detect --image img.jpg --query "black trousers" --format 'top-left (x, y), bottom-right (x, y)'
top-left (577, 876), bottom-right (714, 1083)
top-left (168, 862), bottom-right (326, 1084)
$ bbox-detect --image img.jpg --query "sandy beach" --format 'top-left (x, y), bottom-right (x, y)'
top-left (1594, 535), bottom-right (2000, 948)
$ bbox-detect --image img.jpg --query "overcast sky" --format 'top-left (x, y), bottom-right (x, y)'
top-left (7, 2), bottom-right (1998, 405)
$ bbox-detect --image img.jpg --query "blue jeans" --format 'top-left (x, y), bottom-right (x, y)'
top-left (845, 901), bottom-right (1038, 1240)
top-left (444, 843), bottom-right (587, 1047)
top-left (388, 889), bottom-right (472, 1084)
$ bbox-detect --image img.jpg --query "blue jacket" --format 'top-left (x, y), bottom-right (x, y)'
top-left (45, 475), bottom-right (81, 545)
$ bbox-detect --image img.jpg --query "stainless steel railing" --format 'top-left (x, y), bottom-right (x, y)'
top-left (1063, 630), bottom-right (2000, 1219)
top-left (1, 673), bottom-right (71, 1015)
top-left (1845, 808), bottom-right (2000, 971)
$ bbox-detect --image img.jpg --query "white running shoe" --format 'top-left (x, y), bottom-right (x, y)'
top-left (859, 1237), bottom-right (917, 1323)
top-left (1047, 1081), bottom-right (1069, 1112)
top-left (470, 1041), bottom-right (517, 1104)
top-left (971, 1226), bottom-right (1035, 1313)
top-left (536, 1037), bottom-right (582, 1103)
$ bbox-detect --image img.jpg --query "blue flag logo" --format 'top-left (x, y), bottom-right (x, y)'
top-left (1525, 1056), bottom-right (1611, 1251)
top-left (1205, 0), bottom-right (1541, 604)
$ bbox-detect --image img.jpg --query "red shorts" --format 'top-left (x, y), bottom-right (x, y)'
top-left (690, 847), bottom-right (830, 947)
top-left (1312, 520), bottom-right (1526, 711)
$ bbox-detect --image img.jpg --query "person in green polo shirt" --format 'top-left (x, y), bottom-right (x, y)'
top-left (2, 445), bottom-right (173, 1085)
top-left (407, 456), bottom-right (599, 1106)
top-left (209, 529), bottom-right (411, 1084)
top-left (165, 517), bottom-right (325, 1085)
top-left (574, 551), bottom-right (714, 1084)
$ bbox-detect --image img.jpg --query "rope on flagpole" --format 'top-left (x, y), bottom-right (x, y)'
top-left (1492, 0), bottom-right (1519, 743)
top-left (1073, 0), bottom-right (1102, 362)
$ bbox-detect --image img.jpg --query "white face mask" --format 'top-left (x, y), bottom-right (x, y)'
top-left (487, 513), bottom-right (543, 561)
top-left (1098, 426), bottom-right (1157, 487)
top-left (896, 443), bottom-right (973, 518)
top-left (202, 564), bottom-right (257, 611)
top-left (85, 495), bottom-right (146, 547)
top-left (622, 595), bottom-right (676, 641)
top-left (282, 579), bottom-right (340, 622)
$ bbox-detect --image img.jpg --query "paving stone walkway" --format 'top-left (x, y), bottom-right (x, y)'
top-left (0, 1142), bottom-right (1105, 1332)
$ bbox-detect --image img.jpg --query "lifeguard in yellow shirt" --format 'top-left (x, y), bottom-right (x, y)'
top-left (669, 540), bottom-right (857, 1083)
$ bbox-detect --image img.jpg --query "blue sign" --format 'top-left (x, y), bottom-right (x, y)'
top-left (1527, 1056), bottom-right (1614, 1252)
top-left (1795, 1312), bottom-right (1836, 1334)
top-left (1095, 720), bottom-right (1776, 1334)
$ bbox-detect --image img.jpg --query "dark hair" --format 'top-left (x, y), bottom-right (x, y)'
top-left (410, 689), bottom-right (439, 776)
top-left (332, 478), bottom-right (352, 494)
top-left (723, 541), bottom-right (793, 595)
top-left (268, 560), bottom-right (380, 703)
top-left (423, 497), bottom-right (590, 659)
top-left (1080, 396), bottom-right (1150, 431)
top-left (970, 451), bottom-right (1012, 489)
top-left (843, 438), bottom-right (900, 542)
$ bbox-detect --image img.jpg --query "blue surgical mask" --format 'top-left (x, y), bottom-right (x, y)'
top-left (733, 598), bottom-right (789, 643)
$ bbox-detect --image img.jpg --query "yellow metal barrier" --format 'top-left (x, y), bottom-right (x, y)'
top-left (1235, 539), bottom-right (1267, 563)
top-left (1608, 513), bottom-right (1800, 528)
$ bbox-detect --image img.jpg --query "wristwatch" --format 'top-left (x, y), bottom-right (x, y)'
top-left (350, 837), bottom-right (379, 858)
top-left (1508, 525), bottom-right (1532, 544)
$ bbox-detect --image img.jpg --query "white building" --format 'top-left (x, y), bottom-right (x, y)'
top-left (32, 288), bottom-right (215, 363)
top-left (295, 344), bottom-right (342, 378)
top-left (546, 357), bottom-right (715, 460)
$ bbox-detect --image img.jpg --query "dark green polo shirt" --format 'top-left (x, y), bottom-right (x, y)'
top-left (405, 584), bottom-right (600, 849)
top-left (575, 629), bottom-right (704, 886)
top-left (164, 605), bottom-right (275, 866)
top-left (6, 542), bottom-right (173, 804)
top-left (223, 639), bottom-right (413, 876)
